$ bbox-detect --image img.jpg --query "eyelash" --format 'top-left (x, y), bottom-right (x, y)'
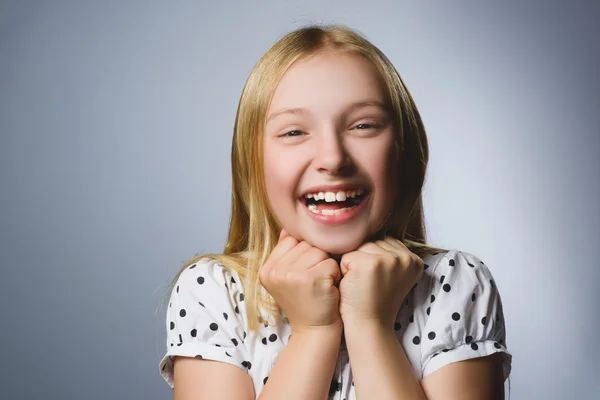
top-left (280, 123), bottom-right (381, 137)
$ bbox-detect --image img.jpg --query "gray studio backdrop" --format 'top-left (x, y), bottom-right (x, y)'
top-left (1, 1), bottom-right (598, 399)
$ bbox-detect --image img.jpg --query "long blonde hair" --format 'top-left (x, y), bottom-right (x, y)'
top-left (164, 24), bottom-right (447, 333)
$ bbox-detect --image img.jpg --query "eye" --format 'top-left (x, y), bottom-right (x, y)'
top-left (280, 130), bottom-right (305, 138)
top-left (353, 123), bottom-right (380, 130)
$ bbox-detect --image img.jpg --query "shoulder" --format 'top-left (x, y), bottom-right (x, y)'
top-left (173, 257), bottom-right (245, 302)
top-left (422, 249), bottom-right (499, 287)
top-left (415, 249), bottom-right (511, 381)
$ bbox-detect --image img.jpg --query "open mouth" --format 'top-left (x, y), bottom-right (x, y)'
top-left (300, 188), bottom-right (369, 216)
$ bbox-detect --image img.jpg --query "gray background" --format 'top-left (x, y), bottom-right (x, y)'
top-left (1, 1), bottom-right (598, 399)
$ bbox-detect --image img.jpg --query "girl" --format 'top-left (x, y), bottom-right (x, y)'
top-left (159, 24), bottom-right (512, 399)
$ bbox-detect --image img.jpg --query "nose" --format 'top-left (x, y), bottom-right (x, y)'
top-left (313, 128), bottom-right (352, 175)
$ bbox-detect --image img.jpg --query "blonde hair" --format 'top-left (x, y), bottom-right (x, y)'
top-left (164, 24), bottom-right (448, 333)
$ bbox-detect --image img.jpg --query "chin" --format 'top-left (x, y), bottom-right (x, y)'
top-left (303, 234), bottom-right (366, 256)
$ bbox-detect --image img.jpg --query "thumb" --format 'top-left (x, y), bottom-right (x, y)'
top-left (340, 252), bottom-right (354, 276)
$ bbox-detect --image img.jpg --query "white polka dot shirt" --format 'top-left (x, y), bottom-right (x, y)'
top-left (159, 249), bottom-right (512, 399)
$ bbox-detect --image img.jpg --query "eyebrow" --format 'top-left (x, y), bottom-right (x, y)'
top-left (266, 100), bottom-right (389, 123)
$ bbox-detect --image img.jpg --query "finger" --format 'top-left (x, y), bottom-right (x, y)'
top-left (383, 236), bottom-right (408, 251)
top-left (278, 240), bottom-right (313, 271)
top-left (267, 234), bottom-right (299, 267)
top-left (311, 258), bottom-right (342, 285)
top-left (339, 250), bottom-right (370, 275)
top-left (297, 246), bottom-right (329, 271)
top-left (278, 229), bottom-right (290, 242)
top-left (375, 239), bottom-right (399, 255)
top-left (356, 241), bottom-right (388, 256)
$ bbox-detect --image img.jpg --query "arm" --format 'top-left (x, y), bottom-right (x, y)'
top-left (344, 321), bottom-right (427, 400)
top-left (173, 325), bottom-right (342, 400)
top-left (344, 321), bottom-right (505, 400)
top-left (259, 325), bottom-right (342, 400)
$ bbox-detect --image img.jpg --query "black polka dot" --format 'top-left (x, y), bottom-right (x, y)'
top-left (490, 279), bottom-right (495, 288)
top-left (428, 331), bottom-right (436, 340)
top-left (223, 313), bottom-right (228, 321)
top-left (426, 307), bottom-right (431, 316)
top-left (176, 285), bottom-right (179, 293)
top-left (189, 264), bottom-right (197, 269)
top-left (170, 321), bottom-right (175, 330)
top-left (442, 348), bottom-right (449, 353)
top-left (413, 335), bottom-right (420, 345)
top-left (449, 259), bottom-right (455, 267)
top-left (190, 329), bottom-right (197, 337)
top-left (239, 293), bottom-right (245, 302)
top-left (494, 342), bottom-right (501, 349)
top-left (231, 277), bottom-right (236, 284)
top-left (424, 263), bottom-right (429, 270)
top-left (430, 294), bottom-right (436, 303)
top-left (263, 376), bottom-right (268, 385)
top-left (471, 293), bottom-right (476, 302)
top-left (197, 276), bottom-right (205, 285)
top-left (232, 338), bottom-right (238, 346)
top-left (179, 309), bottom-right (186, 317)
top-left (471, 343), bottom-right (479, 350)
top-left (242, 361), bottom-right (252, 369)
top-left (443, 283), bottom-right (451, 292)
top-left (262, 337), bottom-right (267, 345)
top-left (394, 322), bottom-right (401, 331)
top-left (170, 343), bottom-right (173, 347)
top-left (466, 335), bottom-right (473, 344)
top-left (209, 323), bottom-right (218, 331)
top-left (198, 301), bottom-right (205, 308)
top-left (176, 342), bottom-right (182, 346)
top-left (481, 316), bottom-right (487, 325)
top-left (169, 302), bottom-right (171, 308)
top-left (440, 275), bottom-right (445, 284)
top-left (243, 331), bottom-right (247, 339)
top-left (269, 334), bottom-right (278, 342)
top-left (234, 305), bottom-right (239, 314)
top-left (468, 262), bottom-right (475, 268)
top-left (225, 351), bottom-right (231, 357)
top-left (452, 312), bottom-right (461, 321)
top-left (215, 344), bottom-right (221, 347)
top-left (409, 314), bottom-right (414, 323)
top-left (195, 354), bottom-right (203, 359)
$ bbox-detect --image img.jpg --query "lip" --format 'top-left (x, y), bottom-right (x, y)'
top-left (300, 193), bottom-right (370, 225)
top-left (299, 183), bottom-right (368, 198)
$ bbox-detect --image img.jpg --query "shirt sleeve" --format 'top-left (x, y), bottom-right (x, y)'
top-left (158, 257), bottom-right (251, 389)
top-left (420, 249), bottom-right (512, 381)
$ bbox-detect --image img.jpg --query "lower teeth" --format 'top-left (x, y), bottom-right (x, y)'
top-left (307, 205), bottom-right (358, 215)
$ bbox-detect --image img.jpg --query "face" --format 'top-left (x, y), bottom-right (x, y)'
top-left (263, 52), bottom-right (398, 255)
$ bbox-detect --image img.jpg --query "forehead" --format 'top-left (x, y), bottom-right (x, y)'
top-left (268, 52), bottom-right (387, 116)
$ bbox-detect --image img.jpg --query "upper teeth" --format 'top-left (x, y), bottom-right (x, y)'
top-left (305, 188), bottom-right (365, 202)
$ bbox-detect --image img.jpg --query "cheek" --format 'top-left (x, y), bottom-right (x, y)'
top-left (264, 146), bottom-right (301, 209)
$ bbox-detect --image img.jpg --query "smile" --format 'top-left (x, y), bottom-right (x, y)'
top-left (299, 189), bottom-right (370, 225)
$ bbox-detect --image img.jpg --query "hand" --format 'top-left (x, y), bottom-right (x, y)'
top-left (338, 237), bottom-right (424, 328)
top-left (259, 229), bottom-right (343, 334)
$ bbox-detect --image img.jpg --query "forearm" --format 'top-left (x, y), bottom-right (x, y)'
top-left (258, 325), bottom-right (342, 400)
top-left (344, 321), bottom-right (427, 400)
